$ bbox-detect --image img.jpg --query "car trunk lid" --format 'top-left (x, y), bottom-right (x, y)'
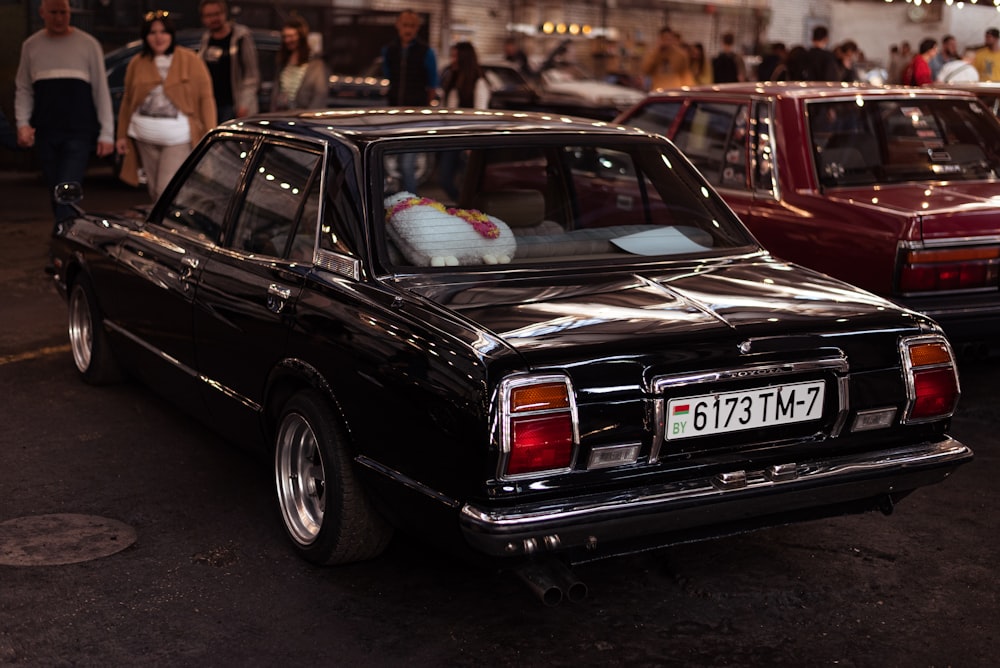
top-left (825, 182), bottom-right (1000, 241)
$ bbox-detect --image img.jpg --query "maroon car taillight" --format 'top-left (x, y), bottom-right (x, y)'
top-left (900, 335), bottom-right (960, 423)
top-left (899, 247), bottom-right (1000, 293)
top-left (499, 375), bottom-right (578, 477)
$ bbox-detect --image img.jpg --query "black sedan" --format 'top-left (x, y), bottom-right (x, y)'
top-left (49, 109), bottom-right (972, 603)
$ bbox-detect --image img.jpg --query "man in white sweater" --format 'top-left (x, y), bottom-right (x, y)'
top-left (14, 0), bottom-right (113, 224)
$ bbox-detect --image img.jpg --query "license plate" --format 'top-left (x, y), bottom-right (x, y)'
top-left (665, 380), bottom-right (825, 440)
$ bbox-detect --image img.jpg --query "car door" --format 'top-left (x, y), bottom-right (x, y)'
top-left (110, 134), bottom-right (252, 414)
top-left (192, 139), bottom-right (324, 446)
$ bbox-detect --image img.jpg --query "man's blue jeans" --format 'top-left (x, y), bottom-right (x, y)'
top-left (34, 129), bottom-right (95, 224)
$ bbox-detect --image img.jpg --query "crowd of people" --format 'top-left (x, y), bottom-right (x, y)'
top-left (11, 0), bottom-right (428, 222)
top-left (640, 24), bottom-right (1000, 90)
top-left (12, 0), bottom-right (1000, 224)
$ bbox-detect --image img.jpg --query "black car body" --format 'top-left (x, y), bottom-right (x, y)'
top-left (50, 110), bottom-right (972, 596)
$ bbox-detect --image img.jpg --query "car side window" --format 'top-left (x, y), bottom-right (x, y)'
top-left (158, 137), bottom-right (253, 242)
top-left (228, 143), bottom-right (321, 258)
top-left (319, 150), bottom-right (364, 258)
top-left (673, 102), bottom-right (749, 191)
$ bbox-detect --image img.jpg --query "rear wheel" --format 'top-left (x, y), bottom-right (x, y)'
top-left (274, 390), bottom-right (392, 565)
top-left (67, 276), bottom-right (121, 385)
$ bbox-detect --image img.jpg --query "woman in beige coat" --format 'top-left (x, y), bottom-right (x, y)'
top-left (115, 11), bottom-right (216, 200)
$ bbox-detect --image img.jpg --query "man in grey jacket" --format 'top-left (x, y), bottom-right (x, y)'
top-left (198, 0), bottom-right (259, 122)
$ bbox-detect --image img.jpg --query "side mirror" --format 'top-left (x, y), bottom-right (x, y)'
top-left (54, 182), bottom-right (83, 205)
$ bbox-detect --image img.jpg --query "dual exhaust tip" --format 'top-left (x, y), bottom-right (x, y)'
top-left (515, 559), bottom-right (588, 606)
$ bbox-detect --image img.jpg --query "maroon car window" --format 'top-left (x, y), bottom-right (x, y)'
top-left (673, 102), bottom-right (749, 191)
top-left (621, 101), bottom-right (683, 136)
top-left (810, 98), bottom-right (1000, 188)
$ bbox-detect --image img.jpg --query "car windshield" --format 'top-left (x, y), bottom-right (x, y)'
top-left (379, 136), bottom-right (756, 269)
top-left (809, 97), bottom-right (1000, 187)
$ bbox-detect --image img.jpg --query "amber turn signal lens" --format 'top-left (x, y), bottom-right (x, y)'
top-left (510, 382), bottom-right (570, 412)
top-left (907, 341), bottom-right (952, 367)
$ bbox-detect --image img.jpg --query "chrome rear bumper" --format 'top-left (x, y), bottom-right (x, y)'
top-left (460, 437), bottom-right (972, 558)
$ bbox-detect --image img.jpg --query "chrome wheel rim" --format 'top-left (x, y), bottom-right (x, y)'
top-left (275, 412), bottom-right (326, 546)
top-left (68, 284), bottom-right (93, 373)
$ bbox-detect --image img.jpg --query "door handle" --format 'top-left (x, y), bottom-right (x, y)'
top-left (179, 255), bottom-right (199, 281)
top-left (267, 283), bottom-right (292, 314)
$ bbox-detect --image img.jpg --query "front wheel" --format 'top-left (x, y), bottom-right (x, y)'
top-left (68, 276), bottom-right (121, 385)
top-left (274, 390), bottom-right (392, 565)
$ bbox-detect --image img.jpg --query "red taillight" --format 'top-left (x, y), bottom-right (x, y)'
top-left (901, 336), bottom-right (960, 423)
top-left (507, 414), bottom-right (574, 475)
top-left (500, 376), bottom-right (577, 477)
top-left (910, 367), bottom-right (960, 420)
top-left (899, 247), bottom-right (1000, 293)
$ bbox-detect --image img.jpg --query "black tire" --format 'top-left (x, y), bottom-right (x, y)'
top-left (273, 390), bottom-right (392, 565)
top-left (67, 275), bottom-right (122, 385)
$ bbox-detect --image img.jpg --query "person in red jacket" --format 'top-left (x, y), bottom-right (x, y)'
top-left (903, 38), bottom-right (937, 85)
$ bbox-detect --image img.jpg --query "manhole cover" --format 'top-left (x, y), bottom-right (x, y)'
top-left (0, 514), bottom-right (137, 566)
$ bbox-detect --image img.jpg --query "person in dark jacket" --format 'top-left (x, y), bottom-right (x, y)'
top-left (712, 32), bottom-right (745, 83)
top-left (803, 25), bottom-right (841, 81)
top-left (381, 10), bottom-right (439, 107)
top-left (381, 10), bottom-right (439, 193)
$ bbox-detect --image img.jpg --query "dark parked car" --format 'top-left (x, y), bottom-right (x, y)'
top-left (617, 82), bottom-right (1000, 342)
top-left (49, 109), bottom-right (972, 603)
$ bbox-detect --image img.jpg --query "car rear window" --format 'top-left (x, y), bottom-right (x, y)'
top-left (378, 137), bottom-right (756, 269)
top-left (809, 97), bottom-right (1000, 187)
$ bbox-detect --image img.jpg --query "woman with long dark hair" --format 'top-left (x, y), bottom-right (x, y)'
top-left (441, 41), bottom-right (490, 109)
top-left (271, 17), bottom-right (328, 111)
top-left (439, 42), bottom-right (490, 200)
top-left (115, 10), bottom-right (216, 200)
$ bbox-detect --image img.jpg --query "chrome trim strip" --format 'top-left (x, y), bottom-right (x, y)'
top-left (899, 236), bottom-right (1000, 249)
top-left (355, 456), bottom-right (460, 508)
top-left (461, 438), bottom-right (970, 530)
top-left (103, 321), bottom-right (261, 413)
top-left (648, 357), bottom-right (850, 464)
top-left (105, 321), bottom-right (199, 379)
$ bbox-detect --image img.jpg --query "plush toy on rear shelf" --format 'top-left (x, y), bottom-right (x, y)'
top-left (384, 191), bottom-right (516, 266)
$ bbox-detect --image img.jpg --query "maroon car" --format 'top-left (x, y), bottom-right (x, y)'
top-left (616, 82), bottom-right (1000, 342)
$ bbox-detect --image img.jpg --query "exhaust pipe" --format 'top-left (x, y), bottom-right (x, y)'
top-left (554, 561), bottom-right (588, 603)
top-left (515, 559), bottom-right (588, 606)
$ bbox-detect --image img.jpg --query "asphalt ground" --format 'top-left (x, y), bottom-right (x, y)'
top-left (0, 166), bottom-right (997, 666)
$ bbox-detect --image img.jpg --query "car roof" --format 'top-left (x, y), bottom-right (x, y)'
top-left (641, 81), bottom-right (980, 101)
top-left (227, 107), bottom-right (645, 143)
